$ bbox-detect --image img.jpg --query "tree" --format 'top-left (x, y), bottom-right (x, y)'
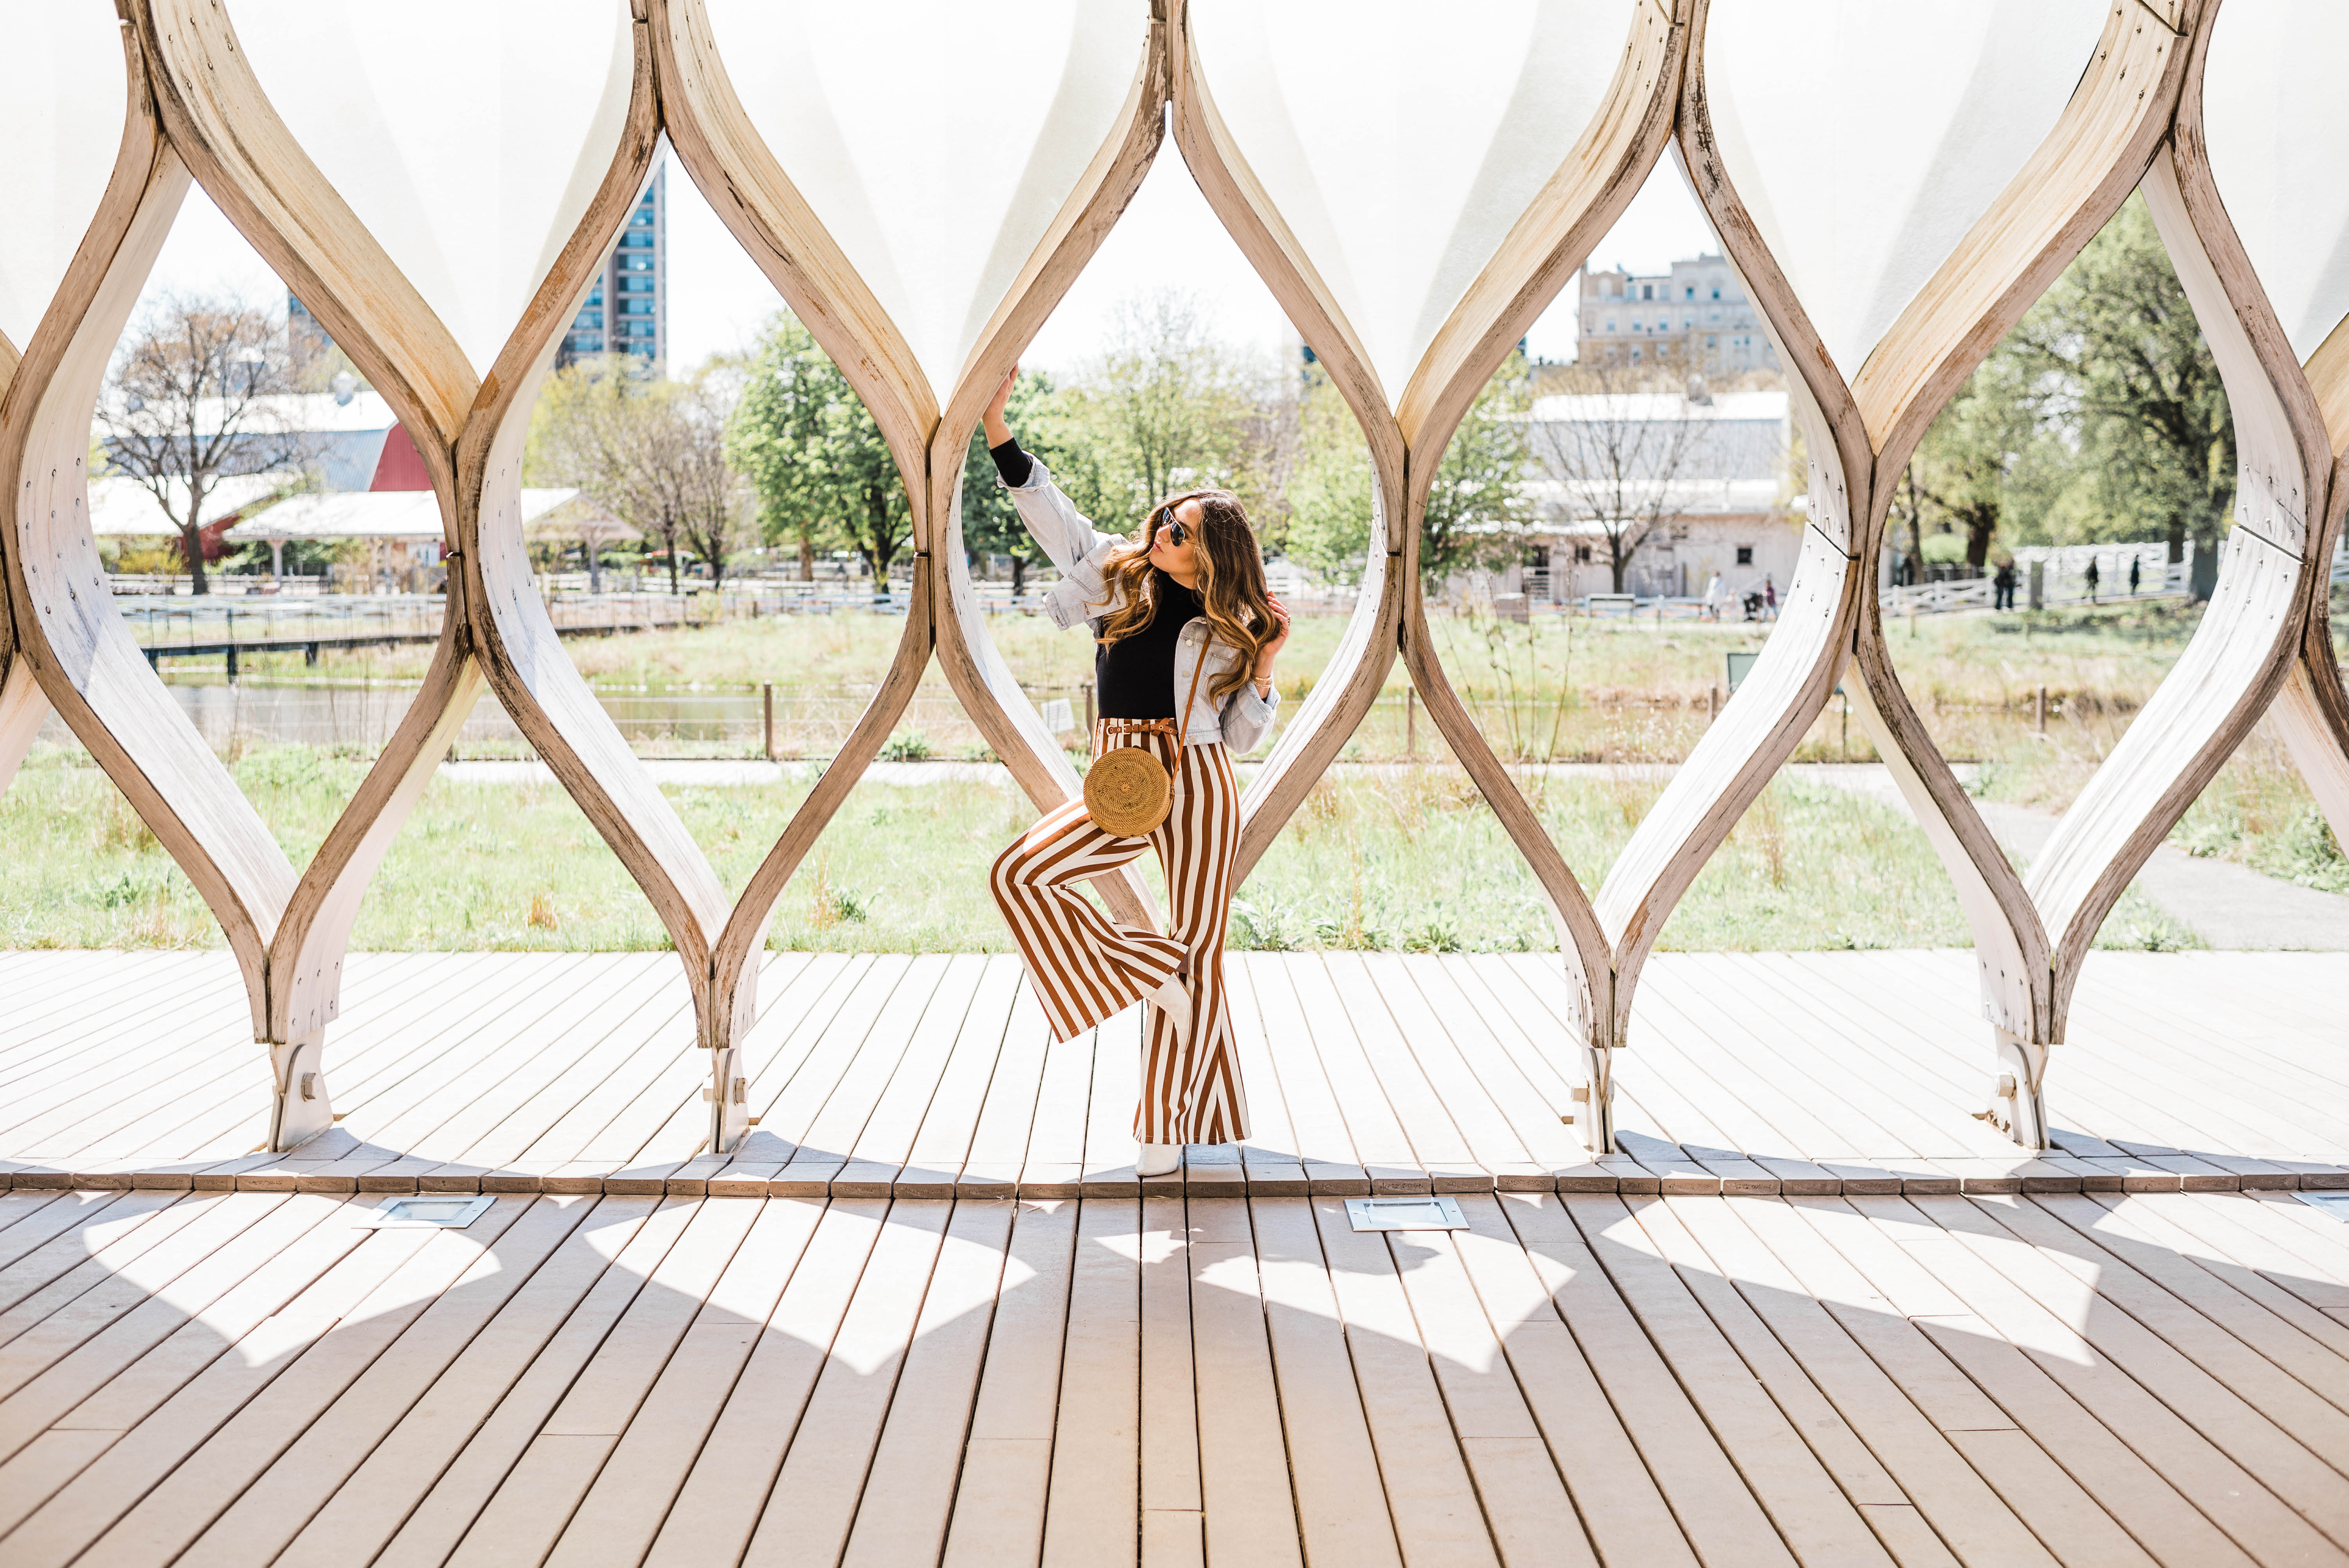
top-left (1907, 352), bottom-right (2070, 571)
top-left (95, 292), bottom-right (319, 595)
top-left (1282, 367), bottom-right (1377, 585)
top-left (675, 360), bottom-right (753, 592)
top-left (1421, 350), bottom-right (1535, 587)
top-left (728, 315), bottom-right (910, 594)
top-left (1527, 350), bottom-right (1714, 593)
top-left (529, 356), bottom-right (687, 592)
top-left (957, 367), bottom-right (1071, 599)
top-left (1082, 290), bottom-right (1256, 513)
top-left (2010, 194), bottom-right (2232, 565)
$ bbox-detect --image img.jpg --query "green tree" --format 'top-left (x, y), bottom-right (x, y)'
top-left (956, 368), bottom-right (1096, 599)
top-left (727, 314), bottom-right (911, 594)
top-left (2010, 194), bottom-right (2233, 564)
top-left (1907, 352), bottom-right (2070, 571)
top-left (1422, 350), bottom-right (1534, 586)
top-left (1077, 289), bottom-right (1262, 517)
top-left (1283, 367), bottom-right (1377, 585)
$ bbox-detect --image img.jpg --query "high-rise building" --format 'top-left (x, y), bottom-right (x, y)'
top-left (1575, 255), bottom-right (1779, 373)
top-left (560, 164), bottom-right (667, 367)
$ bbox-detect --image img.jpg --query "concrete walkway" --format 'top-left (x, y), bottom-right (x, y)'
top-left (437, 756), bottom-right (2349, 949)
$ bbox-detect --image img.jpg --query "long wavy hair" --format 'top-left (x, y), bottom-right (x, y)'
top-left (1095, 488), bottom-right (1275, 704)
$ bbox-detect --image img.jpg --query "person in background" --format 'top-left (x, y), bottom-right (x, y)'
top-left (1763, 575), bottom-right (1778, 620)
top-left (2129, 555), bottom-right (2141, 596)
top-left (2085, 557), bottom-right (2101, 603)
top-left (1993, 557), bottom-right (2016, 612)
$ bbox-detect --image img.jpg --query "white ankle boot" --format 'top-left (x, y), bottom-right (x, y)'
top-left (1148, 972), bottom-right (1192, 1035)
top-left (1137, 1141), bottom-right (1180, 1177)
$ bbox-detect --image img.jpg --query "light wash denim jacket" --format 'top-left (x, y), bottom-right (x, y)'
top-left (1004, 456), bottom-right (1281, 752)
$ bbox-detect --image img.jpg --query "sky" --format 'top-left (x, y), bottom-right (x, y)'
top-left (137, 146), bottom-right (1723, 380)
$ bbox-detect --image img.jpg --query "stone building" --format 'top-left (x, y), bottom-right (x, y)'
top-left (1575, 255), bottom-right (1781, 374)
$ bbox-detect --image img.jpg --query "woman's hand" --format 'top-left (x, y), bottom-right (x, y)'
top-left (1253, 596), bottom-right (1291, 691)
top-left (982, 363), bottom-right (1019, 448)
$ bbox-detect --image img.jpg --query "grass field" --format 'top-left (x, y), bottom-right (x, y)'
top-left (0, 744), bottom-right (2199, 954)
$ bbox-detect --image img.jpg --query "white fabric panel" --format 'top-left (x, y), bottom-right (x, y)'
top-left (0, 6), bottom-right (127, 351)
top-left (703, 0), bottom-right (1147, 400)
top-left (2202, 0), bottom-right (2349, 365)
top-left (1190, 0), bottom-right (1635, 406)
top-left (227, 0), bottom-right (635, 375)
top-left (1705, 0), bottom-right (2106, 379)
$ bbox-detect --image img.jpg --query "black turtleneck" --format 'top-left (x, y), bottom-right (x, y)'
top-left (1096, 569), bottom-right (1202, 721)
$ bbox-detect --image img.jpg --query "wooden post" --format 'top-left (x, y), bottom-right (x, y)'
top-left (1082, 679), bottom-right (1094, 735)
top-left (2036, 684), bottom-right (2047, 734)
top-left (763, 681), bottom-right (775, 761)
top-left (1405, 685), bottom-right (1417, 756)
top-left (1708, 683), bottom-right (1718, 722)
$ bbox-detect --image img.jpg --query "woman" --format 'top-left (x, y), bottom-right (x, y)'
top-left (982, 366), bottom-right (1289, 1178)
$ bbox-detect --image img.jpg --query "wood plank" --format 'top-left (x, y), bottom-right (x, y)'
top-left (1243, 1197), bottom-right (1404, 1568)
top-left (942, 1198), bottom-right (1078, 1568)
top-left (839, 1199), bottom-right (1015, 1568)
top-left (1182, 1199), bottom-right (1303, 1568)
top-left (70, 1197), bottom-right (557, 1568)
top-left (1553, 1194), bottom-right (1861, 1566)
top-left (898, 960), bottom-right (1023, 1193)
top-left (954, 976), bottom-right (1051, 1197)
top-left (1449, 1194), bottom-right (1697, 1568)
top-left (639, 1199), bottom-right (887, 1567)
top-left (828, 952), bottom-right (988, 1190)
top-left (0, 1196), bottom-right (387, 1554)
top-left (541, 1197), bottom-right (828, 1568)
top-left (445, 1196), bottom-right (763, 1566)
top-left (1307, 1194), bottom-right (1501, 1567)
top-left (1235, 956), bottom-right (1368, 1193)
top-left (1219, 958), bottom-right (1309, 1194)
top-left (370, 1197), bottom-right (703, 1568)
top-left (1661, 1195), bottom-right (2068, 1566)
top-left (1859, 1193), bottom-right (2341, 1564)
top-left (1374, 1210), bottom-right (1595, 1568)
top-left (1284, 959), bottom-right (1429, 1190)
top-left (734, 1199), bottom-right (953, 1568)
top-left (1323, 952), bottom-right (1495, 1189)
top-left (0, 1192), bottom-right (200, 1343)
top-left (272, 1196), bottom-right (666, 1568)
top-left (1041, 1196), bottom-right (1141, 1568)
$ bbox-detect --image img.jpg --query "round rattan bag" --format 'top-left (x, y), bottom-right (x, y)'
top-left (1084, 741), bottom-right (1173, 837)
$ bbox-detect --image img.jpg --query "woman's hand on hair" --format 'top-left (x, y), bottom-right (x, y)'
top-left (982, 364), bottom-right (1019, 447)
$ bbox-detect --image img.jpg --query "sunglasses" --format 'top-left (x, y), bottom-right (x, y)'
top-left (1156, 512), bottom-right (1190, 548)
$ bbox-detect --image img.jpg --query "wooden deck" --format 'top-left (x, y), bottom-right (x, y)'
top-left (4, 951), bottom-right (2347, 1198)
top-left (5, 952), bottom-right (2349, 1566)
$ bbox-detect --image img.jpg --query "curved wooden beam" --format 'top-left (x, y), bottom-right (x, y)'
top-left (0, 26), bottom-right (300, 1101)
top-left (2032, 124), bottom-right (2330, 994)
top-left (1832, 0), bottom-right (2194, 1145)
top-left (1174, 0), bottom-right (1683, 1149)
top-left (139, 0), bottom-right (691, 1149)
top-left (654, 0), bottom-right (1170, 1141)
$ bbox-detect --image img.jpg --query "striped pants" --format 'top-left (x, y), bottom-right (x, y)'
top-left (990, 734), bottom-right (1249, 1146)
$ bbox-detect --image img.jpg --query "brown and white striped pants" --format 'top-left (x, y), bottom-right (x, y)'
top-left (990, 731), bottom-right (1249, 1146)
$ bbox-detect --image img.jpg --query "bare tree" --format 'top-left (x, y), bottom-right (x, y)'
top-left (96, 293), bottom-right (319, 595)
top-left (1526, 352), bottom-right (1715, 594)
top-left (530, 357), bottom-right (683, 591)
top-left (674, 360), bottom-right (752, 591)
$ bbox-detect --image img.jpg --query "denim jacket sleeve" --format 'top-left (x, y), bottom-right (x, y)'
top-left (1002, 456), bottom-right (1132, 629)
top-left (1217, 680), bottom-right (1281, 755)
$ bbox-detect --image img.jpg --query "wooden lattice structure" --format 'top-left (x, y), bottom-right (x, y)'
top-left (0, 0), bottom-right (2343, 1159)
